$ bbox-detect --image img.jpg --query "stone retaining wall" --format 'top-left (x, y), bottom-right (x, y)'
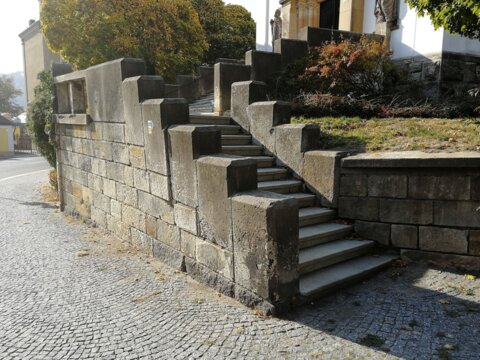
top-left (54, 58), bottom-right (299, 314)
top-left (338, 152), bottom-right (480, 269)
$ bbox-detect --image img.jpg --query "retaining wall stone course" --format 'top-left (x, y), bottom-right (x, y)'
top-left (391, 224), bottom-right (418, 249)
top-left (419, 227), bottom-right (468, 254)
top-left (355, 221), bottom-right (391, 246)
top-left (409, 176), bottom-right (470, 200)
top-left (379, 199), bottom-right (433, 225)
top-left (339, 197), bottom-right (379, 221)
top-left (434, 201), bottom-right (480, 227)
top-left (368, 175), bottom-right (407, 198)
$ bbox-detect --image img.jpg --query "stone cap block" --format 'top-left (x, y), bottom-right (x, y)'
top-left (342, 151), bottom-right (480, 168)
top-left (247, 101), bottom-right (292, 127)
top-left (123, 75), bottom-right (165, 101)
top-left (275, 124), bottom-right (320, 152)
top-left (169, 124), bottom-right (221, 159)
top-left (232, 190), bottom-right (298, 209)
top-left (142, 98), bottom-right (189, 130)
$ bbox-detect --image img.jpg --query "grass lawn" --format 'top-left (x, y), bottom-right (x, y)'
top-left (294, 117), bottom-right (480, 152)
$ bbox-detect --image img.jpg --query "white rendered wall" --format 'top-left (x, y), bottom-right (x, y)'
top-left (443, 33), bottom-right (480, 57)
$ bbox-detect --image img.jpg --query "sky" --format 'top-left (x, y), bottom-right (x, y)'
top-left (0, 0), bottom-right (278, 75)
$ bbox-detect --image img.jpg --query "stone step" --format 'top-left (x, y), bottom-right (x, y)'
top-left (248, 156), bottom-right (275, 168)
top-left (257, 167), bottom-right (289, 181)
top-left (258, 179), bottom-right (303, 194)
top-left (222, 145), bottom-right (264, 156)
top-left (299, 239), bottom-right (375, 274)
top-left (221, 135), bottom-right (252, 146)
top-left (299, 254), bottom-right (397, 299)
top-left (299, 223), bottom-right (353, 249)
top-left (190, 115), bottom-right (232, 125)
top-left (215, 125), bottom-right (242, 135)
top-left (285, 193), bottom-right (317, 208)
top-left (298, 207), bottom-right (336, 227)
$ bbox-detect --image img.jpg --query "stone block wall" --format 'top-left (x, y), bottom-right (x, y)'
top-left (54, 58), bottom-right (299, 314)
top-left (338, 152), bottom-right (480, 269)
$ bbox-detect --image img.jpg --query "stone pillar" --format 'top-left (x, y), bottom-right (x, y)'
top-left (169, 125), bottom-right (221, 207)
top-left (123, 75), bottom-right (165, 146)
top-left (86, 58), bottom-right (146, 123)
top-left (214, 62), bottom-right (251, 115)
top-left (197, 156), bottom-right (257, 250)
top-left (231, 81), bottom-right (268, 132)
top-left (232, 191), bottom-right (299, 312)
top-left (245, 50), bottom-right (282, 86)
top-left (141, 99), bottom-right (189, 176)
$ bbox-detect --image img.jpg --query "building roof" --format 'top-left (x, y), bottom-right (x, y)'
top-left (18, 20), bottom-right (41, 42)
top-left (0, 114), bottom-right (15, 127)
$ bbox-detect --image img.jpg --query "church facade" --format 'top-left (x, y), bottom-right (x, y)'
top-left (278, 0), bottom-right (480, 94)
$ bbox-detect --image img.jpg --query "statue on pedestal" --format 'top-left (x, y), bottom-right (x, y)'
top-left (375, 0), bottom-right (398, 27)
top-left (270, 9), bottom-right (282, 46)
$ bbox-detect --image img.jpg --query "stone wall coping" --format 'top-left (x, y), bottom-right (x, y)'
top-left (56, 114), bottom-right (90, 125)
top-left (54, 70), bottom-right (86, 84)
top-left (342, 151), bottom-right (480, 168)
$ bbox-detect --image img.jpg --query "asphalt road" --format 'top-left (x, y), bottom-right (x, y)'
top-left (0, 154), bottom-right (51, 182)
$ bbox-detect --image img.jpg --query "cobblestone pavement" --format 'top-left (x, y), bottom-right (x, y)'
top-left (1, 173), bottom-right (479, 360)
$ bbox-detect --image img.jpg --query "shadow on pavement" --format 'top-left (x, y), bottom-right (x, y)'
top-left (0, 196), bottom-right (58, 209)
top-left (285, 263), bottom-right (480, 359)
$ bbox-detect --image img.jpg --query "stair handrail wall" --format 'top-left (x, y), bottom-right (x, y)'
top-left (53, 58), bottom-right (300, 315)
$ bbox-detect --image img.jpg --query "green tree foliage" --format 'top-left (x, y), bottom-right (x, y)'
top-left (190, 0), bottom-right (256, 63)
top-left (41, 0), bottom-right (208, 81)
top-left (0, 75), bottom-right (23, 116)
top-left (406, 0), bottom-right (480, 40)
top-left (27, 71), bottom-right (56, 168)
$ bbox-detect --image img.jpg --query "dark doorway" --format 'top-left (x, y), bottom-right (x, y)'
top-left (320, 0), bottom-right (340, 30)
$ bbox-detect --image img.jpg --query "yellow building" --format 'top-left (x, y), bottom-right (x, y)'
top-left (280, 0), bottom-right (366, 40)
top-left (19, 20), bottom-right (61, 104)
top-left (0, 115), bottom-right (15, 156)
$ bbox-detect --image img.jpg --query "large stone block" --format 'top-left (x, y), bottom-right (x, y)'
top-left (304, 151), bottom-right (348, 208)
top-left (245, 50), bottom-right (281, 85)
top-left (469, 231), bottom-right (480, 256)
top-left (340, 174), bottom-right (368, 197)
top-left (142, 99), bottom-right (189, 175)
top-left (122, 205), bottom-right (146, 232)
top-left (174, 203), bottom-right (198, 235)
top-left (152, 239), bottom-right (185, 271)
top-left (231, 81), bottom-right (268, 132)
top-left (214, 62), bottom-right (251, 114)
top-left (197, 156), bottom-right (257, 250)
top-left (368, 175), bottom-right (407, 198)
top-left (339, 197), bottom-right (379, 221)
top-left (471, 176), bottom-right (480, 200)
top-left (116, 184), bottom-right (138, 207)
top-left (130, 228), bottom-right (153, 254)
top-left (123, 75), bottom-right (165, 146)
top-left (112, 143), bottom-right (130, 165)
top-left (169, 125), bottom-right (221, 207)
top-left (93, 141), bottom-right (113, 161)
top-left (149, 172), bottom-right (171, 201)
top-left (129, 145), bottom-right (146, 169)
top-left (434, 201), bottom-right (480, 227)
top-left (379, 199), bottom-right (433, 225)
top-left (102, 123), bottom-right (125, 143)
top-left (156, 220), bottom-right (181, 251)
top-left (106, 162), bottom-right (126, 182)
top-left (184, 257), bottom-right (233, 296)
top-left (409, 176), bottom-right (470, 200)
top-left (198, 66), bottom-right (214, 96)
top-left (176, 75), bottom-right (200, 103)
top-left (419, 227), bottom-right (468, 254)
top-left (355, 221), bottom-right (390, 246)
top-left (401, 250), bottom-right (480, 271)
top-left (138, 191), bottom-right (174, 224)
top-left (273, 38), bottom-right (308, 67)
top-left (103, 179), bottom-right (117, 199)
top-left (275, 124), bottom-right (319, 175)
top-left (247, 101), bottom-right (291, 154)
top-left (87, 58), bottom-right (146, 123)
top-left (232, 191), bottom-right (299, 305)
top-left (180, 230), bottom-right (197, 259)
top-left (91, 158), bottom-right (107, 177)
top-left (133, 169), bottom-right (150, 193)
top-left (196, 239), bottom-right (234, 280)
top-left (391, 224), bottom-right (418, 249)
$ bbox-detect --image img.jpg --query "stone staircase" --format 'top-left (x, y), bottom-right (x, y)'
top-left (189, 109), bottom-right (397, 301)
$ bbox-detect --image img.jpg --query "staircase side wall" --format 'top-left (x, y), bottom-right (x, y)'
top-left (338, 153), bottom-right (480, 270)
top-left (54, 58), bottom-right (299, 315)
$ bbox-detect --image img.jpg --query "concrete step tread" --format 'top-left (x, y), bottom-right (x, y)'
top-left (299, 239), bottom-right (375, 266)
top-left (222, 145), bottom-right (263, 150)
top-left (190, 114), bottom-right (232, 121)
top-left (257, 167), bottom-right (288, 175)
top-left (222, 135), bottom-right (252, 140)
top-left (258, 179), bottom-right (303, 190)
top-left (299, 223), bottom-right (353, 247)
top-left (300, 254), bottom-right (398, 297)
top-left (298, 207), bottom-right (335, 220)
